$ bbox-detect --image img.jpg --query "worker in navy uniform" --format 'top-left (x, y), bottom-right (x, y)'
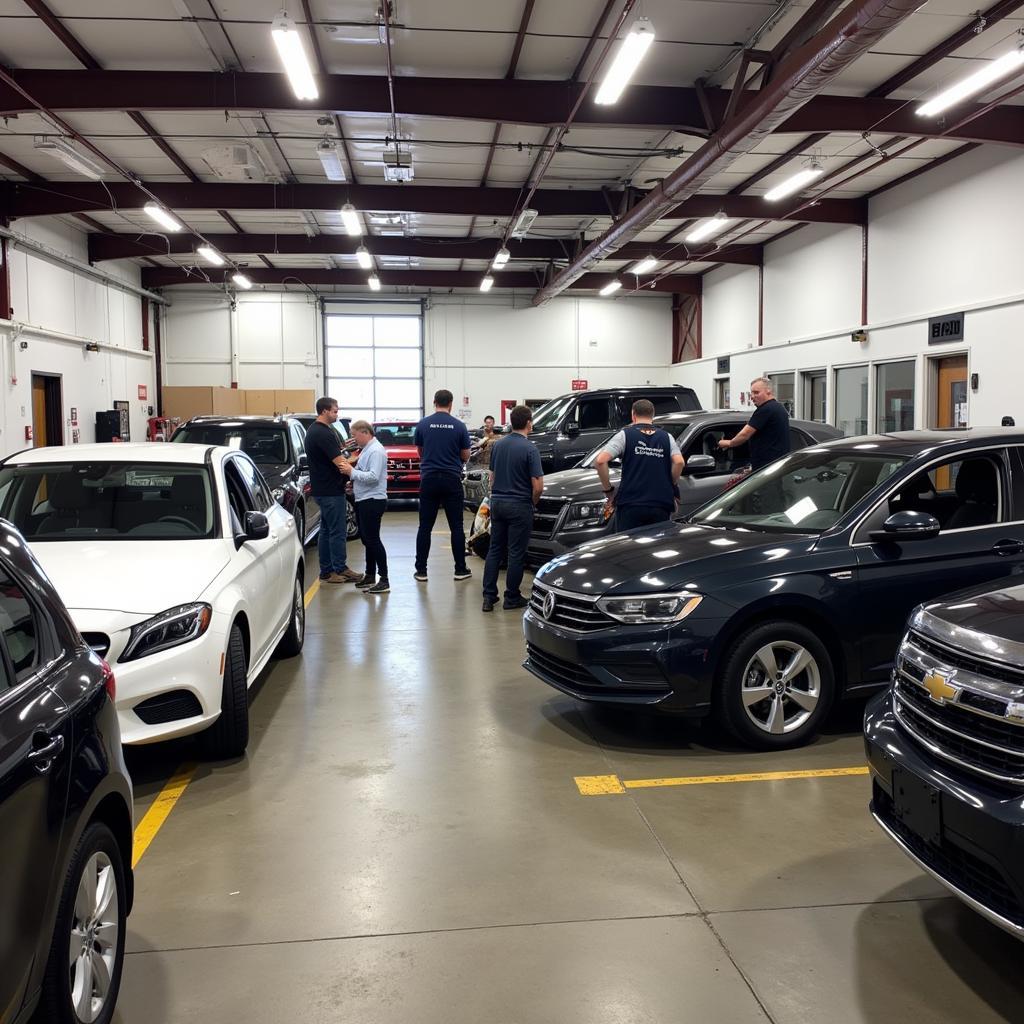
top-left (482, 404), bottom-right (543, 613)
top-left (718, 376), bottom-right (790, 471)
top-left (595, 398), bottom-right (684, 532)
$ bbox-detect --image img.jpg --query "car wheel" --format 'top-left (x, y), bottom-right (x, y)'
top-left (36, 821), bottom-right (126, 1024)
top-left (294, 505), bottom-right (305, 548)
top-left (346, 499), bottom-right (359, 540)
top-left (716, 621), bottom-right (834, 750)
top-left (274, 569), bottom-right (305, 658)
top-left (200, 624), bottom-right (249, 759)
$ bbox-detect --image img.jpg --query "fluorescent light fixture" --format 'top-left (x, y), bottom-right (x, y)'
top-left (764, 161), bottom-right (824, 202)
top-left (685, 212), bottom-right (733, 243)
top-left (367, 275), bottom-right (381, 291)
top-left (33, 136), bottom-right (104, 180)
top-left (196, 245), bottom-right (225, 266)
top-left (599, 280), bottom-right (622, 297)
top-left (340, 203), bottom-right (362, 236)
top-left (271, 11), bottom-right (318, 101)
top-left (480, 275), bottom-right (494, 292)
top-left (143, 202), bottom-right (183, 232)
top-left (316, 139), bottom-right (346, 181)
top-left (594, 17), bottom-right (656, 105)
top-left (511, 208), bottom-right (538, 238)
top-left (231, 272), bottom-right (252, 289)
top-left (916, 45), bottom-right (1024, 117)
top-left (630, 256), bottom-right (659, 275)
top-left (492, 247), bottom-right (510, 269)
top-left (356, 245), bottom-right (373, 269)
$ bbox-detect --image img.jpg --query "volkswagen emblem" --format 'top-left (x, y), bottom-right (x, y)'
top-left (542, 591), bottom-right (557, 620)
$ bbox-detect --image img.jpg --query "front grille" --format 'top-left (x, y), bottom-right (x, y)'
top-left (387, 457), bottom-right (420, 472)
top-left (909, 629), bottom-right (1024, 688)
top-left (81, 632), bottom-right (110, 659)
top-left (531, 497), bottom-right (568, 539)
top-left (875, 784), bottom-right (1024, 928)
top-left (134, 689), bottom-right (203, 725)
top-left (529, 582), bottom-right (615, 633)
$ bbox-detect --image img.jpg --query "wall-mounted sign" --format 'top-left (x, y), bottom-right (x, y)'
top-left (138, 384), bottom-right (148, 401)
top-left (928, 312), bottom-right (964, 344)
top-left (571, 379), bottom-right (588, 391)
top-left (716, 357), bottom-right (730, 374)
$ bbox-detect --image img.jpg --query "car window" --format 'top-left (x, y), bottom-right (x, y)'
top-left (231, 456), bottom-right (273, 513)
top-left (685, 424), bottom-right (750, 474)
top-left (530, 395), bottom-right (575, 433)
top-left (222, 460), bottom-right (256, 534)
top-left (174, 425), bottom-right (289, 464)
top-left (0, 568), bottom-right (39, 683)
top-left (569, 398), bottom-right (613, 432)
top-left (373, 424), bottom-right (417, 445)
top-left (289, 422), bottom-right (306, 459)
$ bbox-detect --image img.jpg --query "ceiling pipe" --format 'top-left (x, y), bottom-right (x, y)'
top-left (530, 0), bottom-right (930, 305)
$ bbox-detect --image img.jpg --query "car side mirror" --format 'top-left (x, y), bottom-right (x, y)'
top-left (244, 511), bottom-right (270, 542)
top-left (683, 454), bottom-right (717, 475)
top-left (563, 422), bottom-right (580, 437)
top-left (869, 510), bottom-right (940, 544)
top-left (297, 453), bottom-right (308, 470)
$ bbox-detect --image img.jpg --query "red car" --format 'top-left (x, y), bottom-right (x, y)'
top-left (373, 421), bottom-right (421, 499)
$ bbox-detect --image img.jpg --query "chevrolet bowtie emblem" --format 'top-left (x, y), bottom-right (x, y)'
top-left (923, 671), bottom-right (958, 705)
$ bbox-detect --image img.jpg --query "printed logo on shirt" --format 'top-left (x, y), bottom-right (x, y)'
top-left (429, 423), bottom-right (456, 430)
top-left (633, 440), bottom-right (665, 458)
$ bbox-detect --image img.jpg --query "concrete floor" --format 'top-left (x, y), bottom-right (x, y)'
top-left (116, 512), bottom-right (1024, 1023)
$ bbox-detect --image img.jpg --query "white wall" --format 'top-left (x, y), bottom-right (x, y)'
top-left (0, 219), bottom-right (157, 454)
top-left (700, 264), bottom-right (759, 358)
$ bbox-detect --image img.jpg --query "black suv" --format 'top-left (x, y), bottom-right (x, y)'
top-left (0, 518), bottom-right (133, 1024)
top-left (866, 581), bottom-right (1024, 939)
top-left (528, 386), bottom-right (701, 474)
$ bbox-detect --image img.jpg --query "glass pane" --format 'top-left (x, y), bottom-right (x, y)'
top-left (331, 379), bottom-right (374, 408)
top-left (326, 316), bottom-right (373, 347)
top-left (0, 568), bottom-right (37, 682)
top-left (374, 347), bottom-right (420, 378)
top-left (769, 372), bottom-right (795, 415)
top-left (834, 366), bottom-right (868, 436)
top-left (375, 379), bottom-right (421, 408)
top-left (802, 372), bottom-right (827, 423)
top-left (376, 408), bottom-right (421, 421)
top-left (326, 347), bottom-right (373, 378)
top-left (373, 317), bottom-right (420, 347)
top-left (346, 409), bottom-right (374, 423)
top-left (876, 361), bottom-right (915, 433)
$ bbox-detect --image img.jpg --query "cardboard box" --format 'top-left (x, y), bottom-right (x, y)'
top-left (161, 387), bottom-right (213, 420)
top-left (211, 388), bottom-right (246, 415)
top-left (244, 390), bottom-right (277, 415)
top-left (274, 389), bottom-right (315, 414)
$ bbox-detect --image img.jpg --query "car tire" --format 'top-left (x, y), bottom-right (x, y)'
top-left (35, 821), bottom-right (127, 1024)
top-left (346, 499), bottom-right (359, 540)
top-left (201, 624), bottom-right (249, 759)
top-left (294, 504), bottom-right (305, 548)
top-left (715, 621), bottom-right (834, 750)
top-left (274, 569), bottom-right (305, 658)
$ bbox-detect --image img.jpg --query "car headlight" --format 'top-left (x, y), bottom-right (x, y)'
top-left (120, 603), bottom-right (213, 662)
top-left (272, 486), bottom-right (285, 502)
top-left (563, 500), bottom-right (612, 530)
top-left (596, 592), bottom-right (703, 624)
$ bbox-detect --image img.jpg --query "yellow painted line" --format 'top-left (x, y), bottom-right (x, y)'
top-left (304, 578), bottom-right (320, 607)
top-left (132, 763), bottom-right (197, 867)
top-left (575, 765), bottom-right (869, 796)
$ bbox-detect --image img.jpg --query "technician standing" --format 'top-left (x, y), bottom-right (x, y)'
top-left (339, 420), bottom-right (390, 594)
top-left (718, 376), bottom-right (790, 470)
top-left (413, 389), bottom-right (473, 583)
top-left (304, 397), bottom-right (360, 584)
top-left (595, 399), bottom-right (684, 532)
top-left (482, 405), bottom-right (543, 613)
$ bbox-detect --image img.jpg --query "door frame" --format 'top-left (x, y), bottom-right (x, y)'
top-left (30, 371), bottom-right (64, 447)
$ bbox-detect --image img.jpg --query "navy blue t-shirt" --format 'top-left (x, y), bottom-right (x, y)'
top-left (414, 411), bottom-right (471, 475)
top-left (490, 433), bottom-right (543, 503)
top-left (617, 425), bottom-right (676, 510)
top-left (748, 398), bottom-right (790, 470)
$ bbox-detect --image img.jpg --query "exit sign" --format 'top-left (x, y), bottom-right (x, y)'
top-left (571, 379), bottom-right (588, 391)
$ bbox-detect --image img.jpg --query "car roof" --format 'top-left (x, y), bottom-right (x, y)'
top-left (184, 414), bottom-right (295, 427)
top-left (6, 442), bottom-right (215, 465)
top-left (808, 427), bottom-right (1024, 456)
top-left (549, 385), bottom-right (696, 399)
top-left (652, 410), bottom-right (834, 431)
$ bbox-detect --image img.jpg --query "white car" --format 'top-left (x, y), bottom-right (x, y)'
top-left (0, 443), bottom-right (305, 758)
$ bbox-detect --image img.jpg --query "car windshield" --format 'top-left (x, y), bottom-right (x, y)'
top-left (0, 462), bottom-right (216, 540)
top-left (530, 396), bottom-right (575, 433)
top-left (173, 424), bottom-right (288, 464)
top-left (691, 449), bottom-right (907, 534)
top-left (373, 424), bottom-right (417, 446)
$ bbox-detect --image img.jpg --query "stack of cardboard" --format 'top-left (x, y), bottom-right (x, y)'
top-left (161, 387), bottom-right (315, 420)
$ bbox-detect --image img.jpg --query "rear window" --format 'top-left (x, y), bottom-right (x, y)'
top-left (174, 424), bottom-right (289, 464)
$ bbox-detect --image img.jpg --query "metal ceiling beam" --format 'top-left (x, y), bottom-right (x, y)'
top-left (139, 266), bottom-right (701, 293)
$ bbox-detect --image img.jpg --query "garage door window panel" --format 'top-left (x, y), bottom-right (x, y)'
top-left (327, 348), bottom-right (373, 378)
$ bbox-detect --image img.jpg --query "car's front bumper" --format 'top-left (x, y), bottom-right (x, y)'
top-left (865, 690), bottom-right (1024, 939)
top-left (386, 472), bottom-right (421, 497)
top-left (525, 522), bottom-right (612, 570)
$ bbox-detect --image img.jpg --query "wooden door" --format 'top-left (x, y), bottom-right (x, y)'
top-left (30, 375), bottom-right (47, 447)
top-left (934, 355), bottom-right (968, 489)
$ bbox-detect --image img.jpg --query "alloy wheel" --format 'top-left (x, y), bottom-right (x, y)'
top-left (293, 576), bottom-right (305, 644)
top-left (69, 851), bottom-right (120, 1023)
top-left (739, 640), bottom-right (821, 736)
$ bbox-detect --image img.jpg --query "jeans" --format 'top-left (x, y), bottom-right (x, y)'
top-left (615, 504), bottom-right (672, 533)
top-left (356, 498), bottom-right (388, 581)
top-left (416, 472), bottom-right (467, 575)
top-left (483, 499), bottom-right (534, 602)
top-left (316, 494), bottom-right (349, 575)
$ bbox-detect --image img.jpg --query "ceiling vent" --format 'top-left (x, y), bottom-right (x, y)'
top-left (383, 151), bottom-right (414, 182)
top-left (201, 144), bottom-right (268, 183)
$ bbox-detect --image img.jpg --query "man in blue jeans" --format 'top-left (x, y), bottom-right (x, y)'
top-left (482, 404), bottom-right (543, 612)
top-left (303, 396), bottom-right (360, 584)
top-left (414, 389), bottom-right (472, 582)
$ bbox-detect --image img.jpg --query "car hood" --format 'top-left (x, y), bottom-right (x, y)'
top-left (534, 522), bottom-right (817, 597)
top-left (383, 445), bottom-right (419, 459)
top-left (539, 467), bottom-right (620, 501)
top-left (31, 540), bottom-right (230, 614)
top-left (916, 580), bottom-right (1024, 653)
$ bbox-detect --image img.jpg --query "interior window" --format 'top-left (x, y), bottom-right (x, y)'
top-left (686, 425), bottom-right (750, 473)
top-left (231, 456), bottom-right (273, 513)
top-left (570, 399), bottom-right (612, 432)
top-left (0, 568), bottom-right (39, 683)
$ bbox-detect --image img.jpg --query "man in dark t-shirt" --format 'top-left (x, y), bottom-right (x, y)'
top-left (719, 377), bottom-right (791, 471)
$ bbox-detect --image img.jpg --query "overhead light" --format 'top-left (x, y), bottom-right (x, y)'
top-left (594, 17), bottom-right (656, 105)
top-left (599, 280), bottom-right (622, 297)
top-left (356, 245), bottom-right (373, 269)
top-left (33, 136), bottom-right (104, 180)
top-left (511, 208), bottom-right (538, 238)
top-left (271, 11), bottom-right (318, 101)
top-left (916, 45), bottom-right (1024, 117)
top-left (764, 161), bottom-right (824, 202)
top-left (630, 256), bottom-right (659, 275)
top-left (317, 139), bottom-right (346, 181)
top-left (685, 212), bottom-right (733, 243)
top-left (197, 245), bottom-right (225, 266)
top-left (340, 203), bottom-right (363, 236)
top-left (383, 151), bottom-right (415, 182)
top-left (492, 247), bottom-right (511, 269)
top-left (143, 202), bottom-right (183, 232)
top-left (480, 276), bottom-right (494, 292)
top-left (367, 275), bottom-right (381, 291)
top-left (232, 272), bottom-right (252, 289)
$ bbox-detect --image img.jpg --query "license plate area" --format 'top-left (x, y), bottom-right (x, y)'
top-left (892, 768), bottom-right (941, 846)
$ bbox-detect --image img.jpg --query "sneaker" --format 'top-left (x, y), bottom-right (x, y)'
top-left (354, 575), bottom-right (376, 590)
top-left (482, 598), bottom-right (494, 612)
top-left (503, 595), bottom-right (528, 610)
top-left (414, 572), bottom-right (428, 582)
top-left (338, 568), bottom-right (363, 583)
top-left (454, 569), bottom-right (472, 581)
top-left (366, 580), bottom-right (390, 594)
top-left (323, 573), bottom-right (348, 584)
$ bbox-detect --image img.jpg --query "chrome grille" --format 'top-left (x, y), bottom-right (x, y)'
top-left (529, 581), bottom-right (615, 633)
top-left (387, 457), bottom-right (420, 472)
top-left (531, 497), bottom-right (568, 539)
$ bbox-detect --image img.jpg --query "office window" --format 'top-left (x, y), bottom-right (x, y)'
top-left (834, 365), bottom-right (868, 436)
top-left (801, 370), bottom-right (826, 423)
top-left (876, 361), bottom-right (915, 433)
top-left (768, 372), bottom-right (794, 415)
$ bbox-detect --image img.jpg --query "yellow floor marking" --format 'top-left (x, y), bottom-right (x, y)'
top-left (304, 578), bottom-right (320, 607)
top-left (575, 765), bottom-right (870, 795)
top-left (132, 763), bottom-right (198, 867)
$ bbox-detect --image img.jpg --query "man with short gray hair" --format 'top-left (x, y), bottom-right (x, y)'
top-left (719, 376), bottom-right (790, 470)
top-left (339, 420), bottom-right (389, 593)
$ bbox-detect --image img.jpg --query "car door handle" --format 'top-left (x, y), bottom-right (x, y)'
top-left (992, 539), bottom-right (1024, 557)
top-left (27, 734), bottom-right (65, 773)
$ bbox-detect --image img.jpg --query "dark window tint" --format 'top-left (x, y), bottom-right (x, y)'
top-left (174, 425), bottom-right (289, 464)
top-left (373, 423), bottom-right (417, 446)
top-left (685, 424), bottom-right (750, 474)
top-left (570, 399), bottom-right (613, 431)
top-left (230, 457), bottom-right (272, 513)
top-left (0, 568), bottom-right (38, 682)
